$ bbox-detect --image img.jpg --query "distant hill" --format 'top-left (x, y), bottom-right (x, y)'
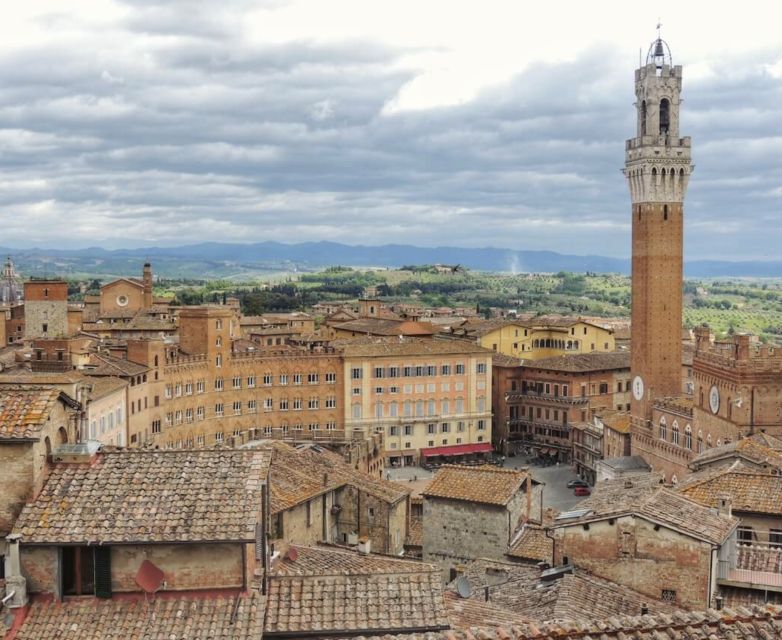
top-left (1, 242), bottom-right (781, 279)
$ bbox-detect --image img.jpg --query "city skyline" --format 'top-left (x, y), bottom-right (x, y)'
top-left (0, 1), bottom-right (780, 259)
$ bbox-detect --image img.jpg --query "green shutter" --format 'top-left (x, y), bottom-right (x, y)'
top-left (93, 546), bottom-right (112, 599)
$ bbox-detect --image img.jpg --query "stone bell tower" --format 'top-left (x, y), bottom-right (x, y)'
top-left (624, 35), bottom-right (693, 426)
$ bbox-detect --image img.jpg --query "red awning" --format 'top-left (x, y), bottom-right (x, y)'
top-left (422, 442), bottom-right (493, 457)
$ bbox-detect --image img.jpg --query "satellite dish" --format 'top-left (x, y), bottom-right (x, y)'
top-left (286, 546), bottom-right (299, 562)
top-left (456, 576), bottom-right (472, 599)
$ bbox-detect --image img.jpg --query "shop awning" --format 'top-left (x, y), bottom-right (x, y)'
top-left (422, 442), bottom-right (493, 457)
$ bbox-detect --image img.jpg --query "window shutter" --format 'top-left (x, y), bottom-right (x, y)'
top-left (93, 546), bottom-right (112, 599)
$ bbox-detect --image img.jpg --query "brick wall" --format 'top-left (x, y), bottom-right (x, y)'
top-left (555, 515), bottom-right (712, 608)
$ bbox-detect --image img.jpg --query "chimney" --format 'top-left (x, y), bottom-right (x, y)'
top-left (640, 604), bottom-right (648, 615)
top-left (357, 537), bottom-right (371, 555)
top-left (717, 494), bottom-right (732, 519)
top-left (4, 533), bottom-right (28, 608)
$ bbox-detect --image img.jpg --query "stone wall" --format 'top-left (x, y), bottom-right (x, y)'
top-left (423, 498), bottom-right (510, 581)
top-left (555, 515), bottom-right (712, 608)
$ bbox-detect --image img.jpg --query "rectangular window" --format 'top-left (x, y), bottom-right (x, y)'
top-left (404, 425), bottom-right (414, 436)
top-left (185, 383), bottom-right (193, 396)
top-left (280, 374), bottom-right (289, 385)
top-left (308, 398), bottom-right (319, 409)
top-left (441, 364), bottom-right (451, 375)
top-left (374, 367), bottom-right (385, 378)
top-left (263, 374), bottom-right (273, 386)
top-left (151, 420), bottom-right (161, 434)
top-left (293, 398), bottom-right (302, 410)
top-left (247, 375), bottom-right (256, 388)
top-left (308, 373), bottom-right (319, 384)
top-left (264, 398), bottom-right (273, 411)
top-left (441, 422), bottom-right (450, 433)
top-left (196, 380), bottom-right (205, 394)
top-left (233, 401), bottom-right (242, 415)
top-left (279, 398), bottom-right (289, 411)
top-left (476, 362), bottom-right (486, 374)
top-left (455, 363), bottom-right (465, 375)
top-left (196, 406), bottom-right (205, 421)
top-left (389, 425), bottom-right (399, 436)
top-left (326, 396), bottom-right (336, 409)
top-left (293, 373), bottom-right (302, 385)
top-left (351, 367), bottom-right (363, 380)
top-left (215, 403), bottom-right (224, 417)
top-left (215, 432), bottom-right (224, 444)
top-left (326, 372), bottom-right (336, 383)
top-left (389, 367), bottom-right (399, 378)
top-left (215, 378), bottom-right (224, 391)
top-left (427, 423), bottom-right (436, 435)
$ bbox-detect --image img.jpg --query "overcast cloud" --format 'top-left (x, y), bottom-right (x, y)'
top-left (0, 0), bottom-right (780, 259)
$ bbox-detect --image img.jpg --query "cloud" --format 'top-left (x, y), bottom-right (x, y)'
top-left (0, 1), bottom-right (779, 261)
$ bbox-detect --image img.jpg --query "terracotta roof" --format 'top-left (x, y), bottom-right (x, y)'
top-left (353, 605), bottom-right (782, 639)
top-left (12, 592), bottom-right (263, 640)
top-left (522, 351), bottom-right (629, 373)
top-left (0, 386), bottom-right (69, 440)
top-left (263, 441), bottom-right (408, 514)
top-left (446, 559), bottom-right (682, 624)
top-left (507, 523), bottom-right (552, 563)
top-left (559, 474), bottom-right (738, 545)
top-left (85, 352), bottom-right (149, 376)
top-left (423, 465), bottom-right (529, 507)
top-left (13, 450), bottom-right (270, 544)
top-left (273, 544), bottom-right (430, 576)
top-left (690, 433), bottom-right (782, 471)
top-left (332, 318), bottom-right (435, 336)
top-left (677, 462), bottom-right (782, 516)
top-left (266, 545), bottom-right (449, 636)
top-left (444, 591), bottom-right (532, 629)
top-left (406, 516), bottom-right (422, 548)
top-left (84, 375), bottom-right (128, 400)
top-left (334, 336), bottom-right (491, 357)
top-left (492, 352), bottom-right (523, 367)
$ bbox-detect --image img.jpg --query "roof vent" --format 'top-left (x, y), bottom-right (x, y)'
top-left (624, 479), bottom-right (634, 488)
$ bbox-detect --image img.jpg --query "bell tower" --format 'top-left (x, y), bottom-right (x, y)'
top-left (624, 35), bottom-right (693, 426)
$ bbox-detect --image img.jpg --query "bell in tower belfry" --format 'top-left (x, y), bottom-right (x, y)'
top-left (623, 32), bottom-right (693, 434)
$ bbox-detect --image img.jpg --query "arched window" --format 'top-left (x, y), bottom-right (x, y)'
top-left (663, 204), bottom-right (668, 221)
top-left (707, 433), bottom-right (713, 448)
top-left (697, 430), bottom-right (703, 453)
top-left (641, 100), bottom-right (647, 135)
top-left (659, 416), bottom-right (667, 440)
top-left (375, 402), bottom-right (383, 418)
top-left (659, 98), bottom-right (670, 134)
top-left (684, 424), bottom-right (692, 450)
top-left (671, 474), bottom-right (678, 486)
top-left (671, 420), bottom-right (680, 445)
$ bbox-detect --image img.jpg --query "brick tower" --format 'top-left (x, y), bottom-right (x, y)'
top-left (625, 36), bottom-right (693, 426)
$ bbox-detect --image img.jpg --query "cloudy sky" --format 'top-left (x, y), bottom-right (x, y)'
top-left (1, 1), bottom-right (780, 259)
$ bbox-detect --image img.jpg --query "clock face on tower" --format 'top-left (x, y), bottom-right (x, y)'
top-left (709, 385), bottom-right (720, 414)
top-left (632, 375), bottom-right (645, 401)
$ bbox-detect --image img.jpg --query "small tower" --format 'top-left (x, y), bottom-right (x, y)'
top-left (142, 262), bottom-right (153, 309)
top-left (624, 34), bottom-right (693, 425)
top-left (0, 256), bottom-right (23, 304)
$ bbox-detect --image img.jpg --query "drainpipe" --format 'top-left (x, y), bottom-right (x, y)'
top-left (5, 533), bottom-right (28, 608)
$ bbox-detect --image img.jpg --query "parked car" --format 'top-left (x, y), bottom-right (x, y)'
top-left (566, 479), bottom-right (589, 489)
top-left (574, 486), bottom-right (591, 496)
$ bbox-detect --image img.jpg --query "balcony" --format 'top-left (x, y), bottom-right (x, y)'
top-left (506, 391), bottom-right (588, 406)
top-left (718, 544), bottom-right (782, 592)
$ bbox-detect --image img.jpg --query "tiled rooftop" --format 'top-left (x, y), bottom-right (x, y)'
top-left (85, 352), bottom-right (149, 376)
top-left (273, 544), bottom-right (427, 577)
top-left (353, 604), bottom-right (782, 639)
top-left (334, 336), bottom-right (491, 357)
top-left (444, 559), bottom-right (680, 625)
top-left (265, 442), bottom-right (408, 515)
top-left (423, 465), bottom-right (529, 507)
top-left (677, 462), bottom-right (782, 516)
top-left (690, 432), bottom-right (782, 471)
top-left (561, 474), bottom-right (738, 545)
top-left (12, 592), bottom-right (263, 640)
top-left (522, 351), bottom-right (630, 373)
top-left (506, 523), bottom-right (552, 563)
top-left (13, 449), bottom-right (270, 544)
top-left (0, 386), bottom-right (66, 440)
top-left (265, 545), bottom-right (449, 636)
